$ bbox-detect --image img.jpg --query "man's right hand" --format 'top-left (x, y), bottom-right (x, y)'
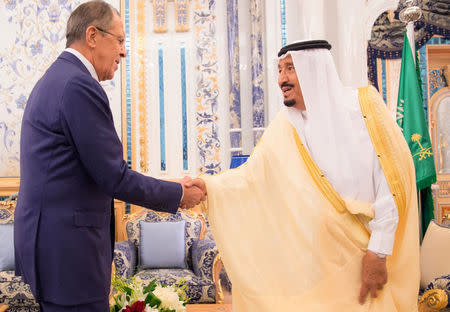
top-left (184, 178), bottom-right (207, 196)
top-left (179, 177), bottom-right (206, 209)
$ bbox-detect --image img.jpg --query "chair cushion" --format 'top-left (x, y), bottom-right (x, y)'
top-left (420, 220), bottom-right (450, 289)
top-left (139, 220), bottom-right (186, 269)
top-left (0, 270), bottom-right (38, 308)
top-left (0, 224), bottom-right (14, 271)
top-left (135, 269), bottom-right (215, 304)
top-left (127, 211), bottom-right (202, 269)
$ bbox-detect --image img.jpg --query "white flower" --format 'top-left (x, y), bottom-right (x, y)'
top-left (153, 285), bottom-right (186, 312)
top-left (144, 306), bottom-right (158, 312)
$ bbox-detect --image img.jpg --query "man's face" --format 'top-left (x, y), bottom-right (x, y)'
top-left (278, 54), bottom-right (305, 110)
top-left (92, 13), bottom-right (126, 81)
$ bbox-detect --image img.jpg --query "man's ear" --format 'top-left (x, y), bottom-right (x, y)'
top-left (85, 25), bottom-right (98, 48)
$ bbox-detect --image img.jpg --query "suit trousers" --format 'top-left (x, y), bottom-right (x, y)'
top-left (39, 298), bottom-right (109, 312)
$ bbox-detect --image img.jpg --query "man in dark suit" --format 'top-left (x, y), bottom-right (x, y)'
top-left (14, 1), bottom-right (204, 311)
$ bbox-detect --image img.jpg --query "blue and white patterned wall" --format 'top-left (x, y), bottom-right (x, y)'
top-left (0, 0), bottom-right (122, 178)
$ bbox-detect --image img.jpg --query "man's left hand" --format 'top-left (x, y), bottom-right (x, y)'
top-left (358, 250), bottom-right (387, 304)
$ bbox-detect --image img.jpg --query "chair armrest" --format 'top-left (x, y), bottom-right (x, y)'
top-left (418, 275), bottom-right (450, 312)
top-left (191, 239), bottom-right (225, 303)
top-left (191, 239), bottom-right (217, 280)
top-left (418, 289), bottom-right (448, 312)
top-left (113, 240), bottom-right (136, 279)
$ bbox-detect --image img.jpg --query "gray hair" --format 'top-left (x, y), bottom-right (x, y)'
top-left (66, 0), bottom-right (119, 48)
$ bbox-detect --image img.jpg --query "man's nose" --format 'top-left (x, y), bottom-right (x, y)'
top-left (120, 45), bottom-right (127, 58)
top-left (278, 71), bottom-right (288, 84)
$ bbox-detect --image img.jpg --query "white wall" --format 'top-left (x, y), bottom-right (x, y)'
top-left (263, 0), bottom-right (399, 122)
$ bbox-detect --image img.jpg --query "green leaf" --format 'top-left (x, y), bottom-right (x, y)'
top-left (124, 286), bottom-right (133, 296)
top-left (143, 279), bottom-right (157, 293)
top-left (145, 292), bottom-right (161, 308)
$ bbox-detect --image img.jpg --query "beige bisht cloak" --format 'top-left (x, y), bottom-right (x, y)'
top-left (202, 86), bottom-right (420, 311)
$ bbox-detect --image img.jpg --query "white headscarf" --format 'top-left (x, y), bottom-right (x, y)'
top-left (282, 48), bottom-right (374, 200)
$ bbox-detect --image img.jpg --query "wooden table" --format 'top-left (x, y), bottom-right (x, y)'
top-left (186, 304), bottom-right (232, 312)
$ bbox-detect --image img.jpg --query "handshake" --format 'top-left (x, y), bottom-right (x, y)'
top-left (179, 176), bottom-right (207, 209)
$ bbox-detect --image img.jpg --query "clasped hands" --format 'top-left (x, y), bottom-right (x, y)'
top-left (178, 176), bottom-right (207, 209)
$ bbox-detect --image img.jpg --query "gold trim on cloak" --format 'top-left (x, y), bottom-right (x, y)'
top-left (358, 86), bottom-right (407, 219)
top-left (290, 124), bottom-right (370, 237)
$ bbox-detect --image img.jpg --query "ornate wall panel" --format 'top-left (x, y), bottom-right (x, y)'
top-left (0, 0), bottom-right (121, 179)
top-left (124, 0), bottom-right (224, 177)
top-left (194, 0), bottom-right (221, 174)
top-left (250, 0), bottom-right (265, 145)
top-left (226, 0), bottom-right (242, 156)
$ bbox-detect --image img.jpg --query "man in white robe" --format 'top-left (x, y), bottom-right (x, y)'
top-left (190, 40), bottom-right (419, 311)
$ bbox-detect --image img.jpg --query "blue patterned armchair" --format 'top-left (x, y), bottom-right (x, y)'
top-left (0, 197), bottom-right (39, 312)
top-left (113, 208), bottom-right (225, 304)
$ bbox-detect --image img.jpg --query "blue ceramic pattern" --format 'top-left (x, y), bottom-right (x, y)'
top-left (191, 238), bottom-right (217, 280)
top-left (113, 240), bottom-right (136, 279)
top-left (194, 0), bottom-right (221, 174)
top-left (180, 42), bottom-right (188, 171)
top-left (280, 0), bottom-right (287, 47)
top-left (226, 0), bottom-right (242, 154)
top-left (250, 0), bottom-right (265, 145)
top-left (0, 0), bottom-right (83, 176)
top-left (429, 69), bottom-right (447, 98)
top-left (158, 43), bottom-right (166, 171)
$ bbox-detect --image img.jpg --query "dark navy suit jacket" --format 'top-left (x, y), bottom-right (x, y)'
top-left (14, 51), bottom-right (181, 305)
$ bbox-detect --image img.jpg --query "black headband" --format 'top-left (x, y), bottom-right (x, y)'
top-left (278, 40), bottom-right (332, 57)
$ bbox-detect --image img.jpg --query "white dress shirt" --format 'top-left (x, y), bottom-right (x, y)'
top-left (285, 105), bottom-right (398, 256)
top-left (65, 48), bottom-right (99, 81)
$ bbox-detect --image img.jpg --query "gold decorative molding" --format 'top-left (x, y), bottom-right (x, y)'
top-left (443, 65), bottom-right (450, 85)
top-left (438, 181), bottom-right (450, 197)
top-left (418, 288), bottom-right (448, 312)
top-left (137, 0), bottom-right (148, 173)
top-left (212, 253), bottom-right (225, 304)
top-left (0, 198), bottom-right (16, 216)
top-left (153, 0), bottom-right (168, 33)
top-left (0, 178), bottom-right (19, 196)
top-left (0, 305), bottom-right (9, 312)
top-left (174, 0), bottom-right (190, 32)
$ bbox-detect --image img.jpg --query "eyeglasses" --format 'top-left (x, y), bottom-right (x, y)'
top-left (95, 26), bottom-right (125, 47)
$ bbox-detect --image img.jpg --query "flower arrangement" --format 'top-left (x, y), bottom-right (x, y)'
top-left (110, 275), bottom-right (190, 312)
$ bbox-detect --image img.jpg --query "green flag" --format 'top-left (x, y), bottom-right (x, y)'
top-left (396, 30), bottom-right (437, 234)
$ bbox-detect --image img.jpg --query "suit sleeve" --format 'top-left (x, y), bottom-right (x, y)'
top-left (60, 75), bottom-right (181, 213)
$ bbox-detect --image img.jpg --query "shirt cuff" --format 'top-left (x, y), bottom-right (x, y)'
top-left (367, 229), bottom-right (396, 255)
